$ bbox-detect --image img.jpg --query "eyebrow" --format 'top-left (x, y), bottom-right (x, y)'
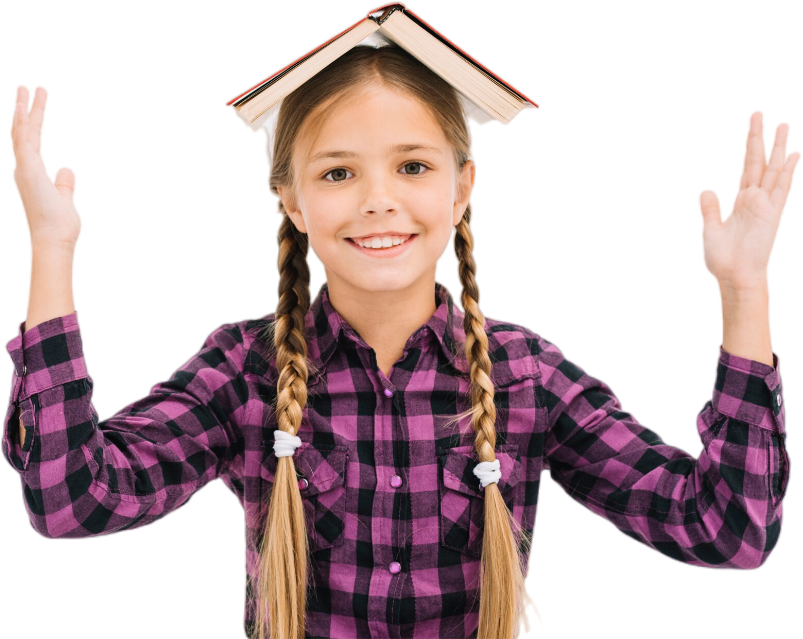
top-left (307, 143), bottom-right (443, 164)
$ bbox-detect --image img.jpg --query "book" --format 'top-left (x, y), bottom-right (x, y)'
top-left (227, 3), bottom-right (538, 133)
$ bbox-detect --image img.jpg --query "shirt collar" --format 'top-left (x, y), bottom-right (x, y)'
top-left (305, 281), bottom-right (470, 385)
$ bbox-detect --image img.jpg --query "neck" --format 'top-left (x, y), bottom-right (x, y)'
top-left (325, 272), bottom-right (438, 376)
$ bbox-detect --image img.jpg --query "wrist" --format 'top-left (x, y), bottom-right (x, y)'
top-left (719, 279), bottom-right (772, 367)
top-left (31, 237), bottom-right (76, 258)
top-left (720, 285), bottom-right (769, 316)
top-left (718, 275), bottom-right (768, 299)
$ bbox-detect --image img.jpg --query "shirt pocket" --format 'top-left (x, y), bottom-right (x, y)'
top-left (435, 443), bottom-right (523, 559)
top-left (260, 437), bottom-right (349, 553)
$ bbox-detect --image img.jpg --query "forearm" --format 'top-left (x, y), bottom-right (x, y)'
top-left (25, 242), bottom-right (75, 335)
top-left (719, 279), bottom-right (773, 367)
top-left (19, 242), bottom-right (76, 446)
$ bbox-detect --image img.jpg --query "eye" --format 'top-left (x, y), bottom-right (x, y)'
top-left (321, 162), bottom-right (430, 184)
top-left (323, 169), bottom-right (350, 182)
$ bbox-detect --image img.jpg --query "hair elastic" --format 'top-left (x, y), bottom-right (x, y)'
top-left (273, 429), bottom-right (303, 458)
top-left (473, 459), bottom-right (501, 488)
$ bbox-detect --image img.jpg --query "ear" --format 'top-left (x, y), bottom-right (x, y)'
top-left (277, 185), bottom-right (308, 234)
top-left (453, 159), bottom-right (475, 226)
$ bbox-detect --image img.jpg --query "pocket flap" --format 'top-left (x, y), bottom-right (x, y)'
top-left (437, 443), bottom-right (522, 496)
top-left (262, 435), bottom-right (348, 496)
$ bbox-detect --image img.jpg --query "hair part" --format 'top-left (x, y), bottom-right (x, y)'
top-left (252, 43), bottom-right (531, 639)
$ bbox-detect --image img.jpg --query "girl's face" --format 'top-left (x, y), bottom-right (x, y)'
top-left (278, 84), bottom-right (475, 296)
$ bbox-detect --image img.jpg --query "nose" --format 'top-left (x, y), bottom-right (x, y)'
top-left (361, 190), bottom-right (398, 215)
top-left (360, 173), bottom-right (399, 217)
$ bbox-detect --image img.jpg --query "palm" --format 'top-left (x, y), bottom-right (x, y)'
top-left (700, 112), bottom-right (799, 291)
top-left (15, 155), bottom-right (81, 243)
top-left (12, 86), bottom-right (81, 247)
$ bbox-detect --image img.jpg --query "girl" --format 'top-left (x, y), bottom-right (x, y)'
top-left (5, 27), bottom-right (795, 639)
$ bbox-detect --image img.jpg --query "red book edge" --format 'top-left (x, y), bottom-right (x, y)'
top-left (226, 3), bottom-right (537, 110)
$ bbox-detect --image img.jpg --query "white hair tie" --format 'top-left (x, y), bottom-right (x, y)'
top-left (273, 429), bottom-right (303, 458)
top-left (473, 459), bottom-right (501, 488)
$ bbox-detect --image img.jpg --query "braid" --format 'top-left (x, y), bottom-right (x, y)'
top-left (454, 206), bottom-right (497, 455)
top-left (252, 210), bottom-right (313, 639)
top-left (454, 204), bottom-right (527, 639)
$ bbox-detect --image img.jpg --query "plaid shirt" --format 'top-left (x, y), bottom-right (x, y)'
top-left (3, 282), bottom-right (790, 639)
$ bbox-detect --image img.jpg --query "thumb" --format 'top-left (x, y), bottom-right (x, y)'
top-left (700, 190), bottom-right (721, 228)
top-left (54, 167), bottom-right (75, 198)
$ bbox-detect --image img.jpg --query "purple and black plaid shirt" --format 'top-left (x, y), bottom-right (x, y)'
top-left (3, 281), bottom-right (790, 638)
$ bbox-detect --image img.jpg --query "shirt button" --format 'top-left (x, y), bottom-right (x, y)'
top-left (389, 561), bottom-right (401, 574)
top-left (383, 388), bottom-right (393, 398)
top-left (22, 364), bottom-right (26, 376)
top-left (777, 393), bottom-right (782, 407)
top-left (298, 478), bottom-right (309, 491)
top-left (390, 474), bottom-right (403, 488)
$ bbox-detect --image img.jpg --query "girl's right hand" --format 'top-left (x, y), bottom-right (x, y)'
top-left (12, 86), bottom-right (81, 250)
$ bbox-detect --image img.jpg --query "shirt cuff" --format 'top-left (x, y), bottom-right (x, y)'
top-left (713, 345), bottom-right (784, 434)
top-left (6, 311), bottom-right (88, 402)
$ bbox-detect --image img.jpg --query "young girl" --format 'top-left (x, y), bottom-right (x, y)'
top-left (6, 44), bottom-right (794, 639)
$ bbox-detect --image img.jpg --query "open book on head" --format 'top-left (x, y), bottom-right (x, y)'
top-left (227, 2), bottom-right (538, 137)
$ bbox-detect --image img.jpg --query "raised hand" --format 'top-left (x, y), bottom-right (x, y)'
top-left (12, 86), bottom-right (81, 250)
top-left (700, 112), bottom-right (799, 291)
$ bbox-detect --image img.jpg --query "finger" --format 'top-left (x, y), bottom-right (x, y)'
top-left (12, 86), bottom-right (31, 156)
top-left (11, 85), bottom-right (28, 143)
top-left (28, 84), bottom-right (47, 157)
top-left (697, 189), bottom-right (724, 232)
top-left (770, 152), bottom-right (800, 214)
top-left (29, 84), bottom-right (50, 133)
top-left (12, 87), bottom-right (31, 154)
top-left (15, 84), bottom-right (31, 125)
top-left (53, 166), bottom-right (78, 199)
top-left (761, 122), bottom-right (789, 193)
top-left (12, 84), bottom-right (47, 166)
top-left (741, 112), bottom-right (766, 190)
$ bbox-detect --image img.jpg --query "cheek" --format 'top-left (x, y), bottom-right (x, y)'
top-left (418, 179), bottom-right (456, 214)
top-left (304, 193), bottom-right (346, 229)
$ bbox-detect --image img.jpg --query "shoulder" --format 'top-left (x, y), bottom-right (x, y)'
top-left (481, 315), bottom-right (552, 387)
top-left (241, 313), bottom-right (278, 381)
top-left (187, 315), bottom-right (271, 379)
top-left (482, 316), bottom-right (577, 392)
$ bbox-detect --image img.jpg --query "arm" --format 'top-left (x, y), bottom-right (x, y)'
top-left (3, 312), bottom-right (249, 538)
top-left (18, 241), bottom-right (77, 449)
top-left (720, 281), bottom-right (772, 366)
top-left (537, 324), bottom-right (791, 571)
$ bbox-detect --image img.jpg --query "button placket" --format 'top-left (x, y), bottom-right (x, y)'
top-left (383, 388), bottom-right (404, 487)
top-left (382, 383), bottom-right (406, 575)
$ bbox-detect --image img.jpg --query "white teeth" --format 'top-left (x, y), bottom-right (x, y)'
top-left (354, 235), bottom-right (410, 249)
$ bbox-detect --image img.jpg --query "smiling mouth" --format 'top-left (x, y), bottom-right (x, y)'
top-left (346, 234), bottom-right (419, 256)
top-left (346, 235), bottom-right (417, 249)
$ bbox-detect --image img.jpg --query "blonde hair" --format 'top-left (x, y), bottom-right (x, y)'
top-left (250, 44), bottom-right (531, 639)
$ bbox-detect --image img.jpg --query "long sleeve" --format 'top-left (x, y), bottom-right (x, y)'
top-left (2, 311), bottom-right (249, 538)
top-left (538, 336), bottom-right (789, 569)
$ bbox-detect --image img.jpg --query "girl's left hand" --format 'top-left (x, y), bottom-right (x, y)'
top-left (701, 112), bottom-right (799, 291)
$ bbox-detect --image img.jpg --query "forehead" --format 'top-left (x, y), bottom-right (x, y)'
top-left (300, 85), bottom-right (449, 158)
